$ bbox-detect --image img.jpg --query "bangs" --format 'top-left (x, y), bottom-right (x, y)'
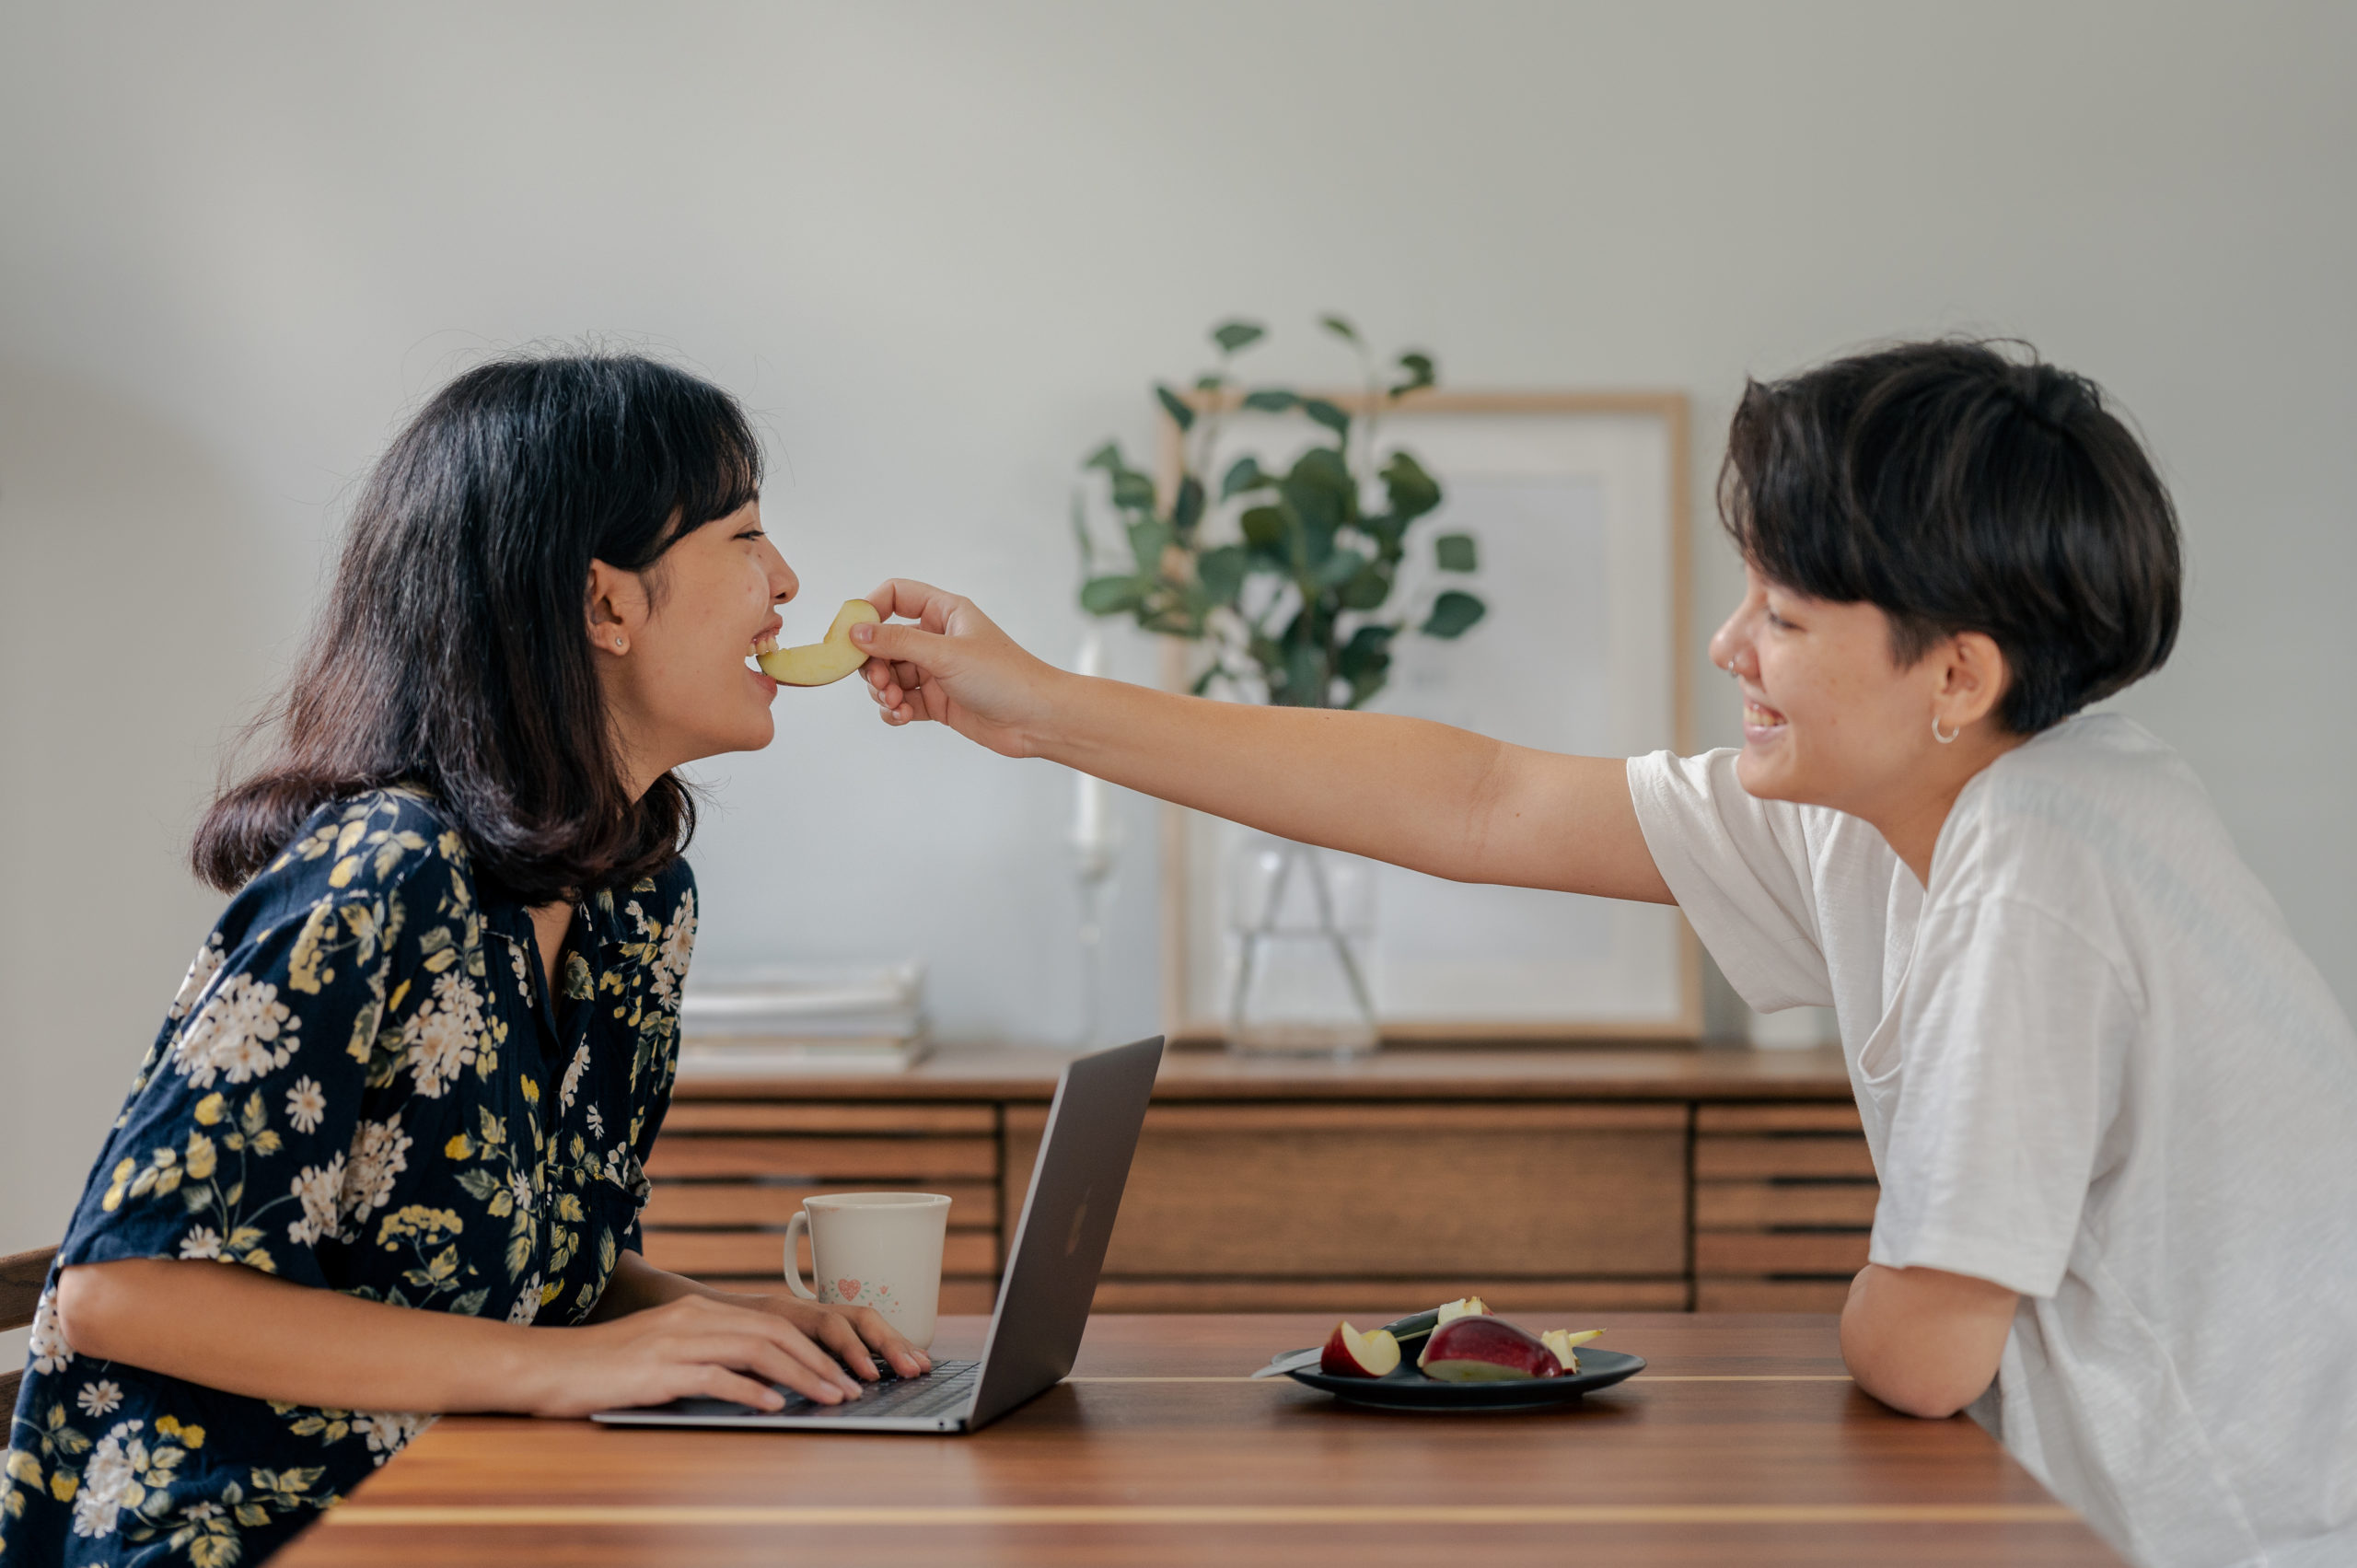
top-left (644, 372), bottom-right (765, 544)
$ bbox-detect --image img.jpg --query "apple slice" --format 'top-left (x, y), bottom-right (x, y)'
top-left (1540, 1328), bottom-right (1603, 1373)
top-left (1318, 1321), bottom-right (1402, 1379)
top-left (755, 599), bottom-right (882, 687)
top-left (1432, 1295), bottom-right (1492, 1329)
top-left (1418, 1315), bottom-right (1563, 1382)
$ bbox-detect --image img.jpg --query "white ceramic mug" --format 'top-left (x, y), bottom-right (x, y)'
top-left (783, 1192), bottom-right (952, 1347)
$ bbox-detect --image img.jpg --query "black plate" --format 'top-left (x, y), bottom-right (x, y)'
top-left (1280, 1346), bottom-right (1645, 1411)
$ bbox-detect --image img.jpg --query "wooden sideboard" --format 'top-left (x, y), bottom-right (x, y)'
top-left (641, 1046), bottom-right (1875, 1314)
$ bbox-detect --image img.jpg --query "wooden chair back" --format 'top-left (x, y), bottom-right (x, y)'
top-left (1, 1245), bottom-right (60, 1412)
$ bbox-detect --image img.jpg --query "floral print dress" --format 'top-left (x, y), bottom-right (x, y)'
top-left (2, 789), bottom-right (696, 1566)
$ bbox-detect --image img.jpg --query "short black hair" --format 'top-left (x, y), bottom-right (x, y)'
top-left (1720, 339), bottom-right (2181, 734)
top-left (194, 349), bottom-right (763, 899)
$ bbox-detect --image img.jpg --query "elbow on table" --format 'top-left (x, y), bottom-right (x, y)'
top-left (1864, 1369), bottom-right (1985, 1421)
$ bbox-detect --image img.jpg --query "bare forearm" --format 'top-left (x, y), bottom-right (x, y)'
top-left (1034, 671), bottom-right (1667, 900)
top-left (57, 1258), bottom-right (554, 1412)
top-left (587, 1249), bottom-right (754, 1321)
top-left (1840, 1262), bottom-right (2016, 1419)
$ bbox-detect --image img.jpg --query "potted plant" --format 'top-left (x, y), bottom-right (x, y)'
top-left (1072, 316), bottom-right (1489, 1055)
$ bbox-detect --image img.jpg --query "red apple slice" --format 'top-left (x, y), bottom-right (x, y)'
top-left (1418, 1314), bottom-right (1564, 1382)
top-left (1319, 1321), bottom-right (1402, 1378)
top-left (1540, 1328), bottom-right (1602, 1373)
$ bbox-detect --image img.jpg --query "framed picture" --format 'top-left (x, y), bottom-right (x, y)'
top-left (1156, 391), bottom-right (1701, 1044)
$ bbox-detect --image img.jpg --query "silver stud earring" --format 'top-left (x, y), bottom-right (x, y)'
top-left (1933, 714), bottom-right (1959, 744)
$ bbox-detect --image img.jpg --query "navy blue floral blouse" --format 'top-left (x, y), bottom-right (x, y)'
top-left (2, 788), bottom-right (696, 1566)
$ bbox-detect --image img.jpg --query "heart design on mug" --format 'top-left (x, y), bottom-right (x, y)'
top-left (836, 1278), bottom-right (862, 1300)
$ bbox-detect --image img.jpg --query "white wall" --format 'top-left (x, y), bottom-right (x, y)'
top-left (4, 1), bottom-right (2351, 1257)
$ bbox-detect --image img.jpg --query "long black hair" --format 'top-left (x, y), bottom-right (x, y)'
top-left (1721, 339), bottom-right (2180, 734)
top-left (194, 350), bottom-right (763, 900)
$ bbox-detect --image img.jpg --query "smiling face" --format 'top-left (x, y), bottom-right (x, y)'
top-left (588, 501), bottom-right (798, 789)
top-left (1707, 565), bottom-right (2009, 827)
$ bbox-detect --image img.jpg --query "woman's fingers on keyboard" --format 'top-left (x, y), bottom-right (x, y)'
top-left (807, 1308), bottom-right (883, 1379)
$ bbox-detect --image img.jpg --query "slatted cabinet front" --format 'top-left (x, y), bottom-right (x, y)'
top-left (638, 1101), bottom-right (1004, 1313)
top-left (643, 1091), bottom-right (1880, 1313)
top-left (1692, 1102), bottom-right (1879, 1310)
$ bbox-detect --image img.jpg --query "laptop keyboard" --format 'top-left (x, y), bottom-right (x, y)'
top-left (772, 1358), bottom-right (981, 1420)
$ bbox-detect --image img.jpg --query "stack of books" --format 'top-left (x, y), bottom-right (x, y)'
top-left (676, 964), bottom-right (930, 1076)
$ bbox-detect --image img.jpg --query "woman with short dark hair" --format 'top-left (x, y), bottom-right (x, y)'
top-left (845, 340), bottom-right (2357, 1568)
top-left (3, 352), bottom-right (927, 1566)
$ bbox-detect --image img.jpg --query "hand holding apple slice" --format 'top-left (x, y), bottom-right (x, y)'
top-left (754, 599), bottom-right (881, 687)
top-left (1540, 1328), bottom-right (1603, 1373)
top-left (1318, 1321), bottom-right (1403, 1379)
top-left (1418, 1315), bottom-right (1564, 1382)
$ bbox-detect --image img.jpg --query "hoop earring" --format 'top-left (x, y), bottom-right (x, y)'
top-left (1932, 714), bottom-right (1960, 745)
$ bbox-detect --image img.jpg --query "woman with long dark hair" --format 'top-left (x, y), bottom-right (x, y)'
top-left (3, 352), bottom-right (927, 1565)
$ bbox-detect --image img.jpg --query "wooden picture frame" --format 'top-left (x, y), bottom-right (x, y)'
top-left (1155, 390), bottom-right (1701, 1045)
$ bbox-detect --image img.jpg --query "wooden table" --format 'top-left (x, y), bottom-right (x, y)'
top-left (282, 1313), bottom-right (2124, 1566)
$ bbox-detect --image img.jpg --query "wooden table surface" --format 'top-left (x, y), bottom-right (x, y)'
top-left (281, 1313), bottom-right (2123, 1567)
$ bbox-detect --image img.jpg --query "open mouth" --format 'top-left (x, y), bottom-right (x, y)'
top-left (1742, 697), bottom-right (1788, 738)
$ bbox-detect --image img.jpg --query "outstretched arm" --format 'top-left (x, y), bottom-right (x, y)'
top-left (852, 579), bottom-right (1671, 902)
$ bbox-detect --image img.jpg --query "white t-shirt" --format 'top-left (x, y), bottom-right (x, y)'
top-left (1628, 714), bottom-right (2357, 1568)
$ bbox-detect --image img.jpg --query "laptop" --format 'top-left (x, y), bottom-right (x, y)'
top-left (592, 1035), bottom-right (1164, 1434)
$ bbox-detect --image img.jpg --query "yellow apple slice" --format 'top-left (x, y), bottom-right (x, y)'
top-left (1540, 1328), bottom-right (1602, 1373)
top-left (755, 599), bottom-right (881, 687)
top-left (1433, 1295), bottom-right (1492, 1328)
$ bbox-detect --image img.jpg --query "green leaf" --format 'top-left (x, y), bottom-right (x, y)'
top-left (1434, 532), bottom-right (1478, 572)
top-left (1082, 441), bottom-right (1126, 473)
top-left (1341, 624), bottom-right (1395, 705)
top-left (1336, 622), bottom-right (1397, 679)
top-left (1241, 388), bottom-right (1299, 413)
top-left (1280, 447), bottom-right (1352, 565)
top-left (1390, 351), bottom-right (1436, 397)
top-left (1283, 642), bottom-right (1326, 706)
top-left (1109, 469), bottom-right (1156, 513)
top-left (1194, 372), bottom-right (1226, 392)
top-left (1283, 446), bottom-right (1353, 519)
top-left (1170, 475), bottom-right (1205, 537)
top-left (1190, 664), bottom-right (1225, 696)
top-left (1300, 398), bottom-right (1352, 438)
top-left (1381, 450), bottom-right (1442, 524)
top-left (1220, 455), bottom-right (1270, 501)
top-left (1155, 383), bottom-right (1195, 434)
top-left (1080, 575), bottom-right (1147, 615)
top-left (1421, 589), bottom-right (1488, 639)
top-left (1317, 548), bottom-right (1369, 589)
top-left (1197, 545), bottom-right (1249, 607)
top-left (1069, 491), bottom-right (1095, 575)
top-left (1239, 505), bottom-right (1290, 557)
top-left (1340, 562), bottom-right (1391, 610)
top-left (1318, 313), bottom-right (1361, 343)
top-left (1127, 517), bottom-right (1174, 572)
top-left (1213, 319), bottom-right (1266, 354)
